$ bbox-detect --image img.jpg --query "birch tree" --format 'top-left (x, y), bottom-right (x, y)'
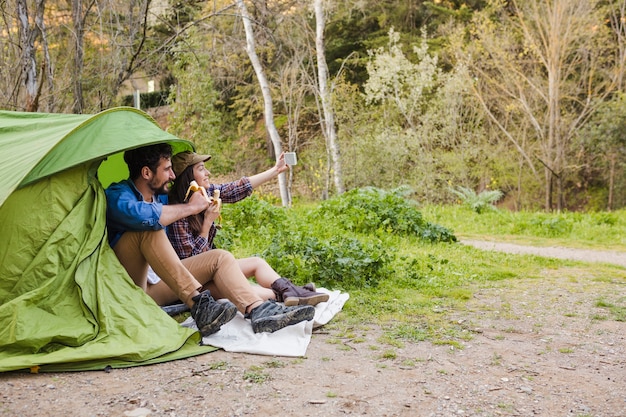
top-left (15, 0), bottom-right (52, 111)
top-left (314, 0), bottom-right (344, 195)
top-left (235, 0), bottom-right (290, 206)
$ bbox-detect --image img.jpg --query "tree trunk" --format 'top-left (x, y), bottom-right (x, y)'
top-left (235, 0), bottom-right (289, 206)
top-left (17, 0), bottom-right (44, 112)
top-left (71, 0), bottom-right (85, 114)
top-left (608, 153), bottom-right (616, 211)
top-left (314, 0), bottom-right (344, 195)
top-left (608, 1), bottom-right (626, 90)
top-left (545, 167), bottom-right (552, 211)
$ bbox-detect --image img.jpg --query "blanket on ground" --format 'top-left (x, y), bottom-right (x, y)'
top-left (181, 288), bottom-right (349, 357)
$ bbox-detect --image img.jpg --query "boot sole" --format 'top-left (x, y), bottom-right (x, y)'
top-left (197, 303), bottom-right (238, 337)
top-left (284, 293), bottom-right (330, 306)
top-left (252, 305), bottom-right (315, 333)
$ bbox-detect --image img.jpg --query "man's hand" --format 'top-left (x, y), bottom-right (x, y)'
top-left (187, 190), bottom-right (210, 214)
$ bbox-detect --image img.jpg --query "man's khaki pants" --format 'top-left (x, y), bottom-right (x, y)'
top-left (112, 229), bottom-right (260, 312)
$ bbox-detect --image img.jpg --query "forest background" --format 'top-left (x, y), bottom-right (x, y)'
top-left (2, 0), bottom-right (626, 212)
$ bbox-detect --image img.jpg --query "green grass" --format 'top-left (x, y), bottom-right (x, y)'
top-left (420, 204), bottom-right (626, 251)
top-left (243, 365), bottom-right (271, 383)
top-left (221, 191), bottom-right (626, 345)
top-left (595, 297), bottom-right (626, 321)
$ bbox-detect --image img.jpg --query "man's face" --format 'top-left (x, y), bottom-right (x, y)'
top-left (147, 156), bottom-right (176, 195)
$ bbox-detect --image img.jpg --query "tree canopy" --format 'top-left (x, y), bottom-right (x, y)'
top-left (1, 0), bottom-right (625, 210)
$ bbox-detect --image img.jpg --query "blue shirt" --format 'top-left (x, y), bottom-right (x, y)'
top-left (105, 179), bottom-right (167, 247)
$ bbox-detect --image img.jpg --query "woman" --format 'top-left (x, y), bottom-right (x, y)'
top-left (166, 150), bottom-right (329, 306)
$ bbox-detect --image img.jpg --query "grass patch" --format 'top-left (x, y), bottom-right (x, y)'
top-left (243, 366), bottom-right (271, 383)
top-left (221, 190), bottom-right (626, 345)
top-left (263, 359), bottom-right (286, 368)
top-left (595, 297), bottom-right (626, 321)
top-left (206, 361), bottom-right (228, 370)
top-left (421, 205), bottom-right (626, 251)
top-left (380, 350), bottom-right (397, 360)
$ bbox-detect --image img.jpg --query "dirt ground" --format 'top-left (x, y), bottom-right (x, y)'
top-left (1, 243), bottom-right (625, 417)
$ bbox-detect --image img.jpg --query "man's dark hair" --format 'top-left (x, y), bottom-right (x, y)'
top-left (124, 143), bottom-right (173, 180)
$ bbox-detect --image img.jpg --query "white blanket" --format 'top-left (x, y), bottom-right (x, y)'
top-left (181, 288), bottom-right (349, 357)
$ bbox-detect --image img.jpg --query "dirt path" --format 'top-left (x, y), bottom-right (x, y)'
top-left (1, 243), bottom-right (625, 417)
top-left (462, 239), bottom-right (626, 267)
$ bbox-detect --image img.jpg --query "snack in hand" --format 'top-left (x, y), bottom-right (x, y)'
top-left (185, 180), bottom-right (210, 202)
top-left (212, 189), bottom-right (224, 229)
top-left (212, 189), bottom-right (222, 210)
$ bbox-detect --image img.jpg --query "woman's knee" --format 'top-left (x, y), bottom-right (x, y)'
top-left (211, 248), bottom-right (237, 264)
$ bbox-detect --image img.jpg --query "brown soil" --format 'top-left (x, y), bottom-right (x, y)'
top-left (1, 243), bottom-right (625, 417)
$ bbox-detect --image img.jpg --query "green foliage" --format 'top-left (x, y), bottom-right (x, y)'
top-left (579, 93), bottom-right (626, 155)
top-left (218, 187), bottom-right (455, 291)
top-left (311, 187), bottom-right (457, 243)
top-left (512, 216), bottom-right (573, 238)
top-left (222, 199), bottom-right (626, 345)
top-left (448, 185), bottom-right (503, 213)
top-left (421, 205), bottom-right (626, 249)
top-left (213, 193), bottom-right (287, 251)
top-left (576, 92), bottom-right (626, 209)
top-left (262, 232), bottom-right (392, 290)
top-left (365, 28), bottom-right (442, 127)
top-left (333, 28), bottom-right (496, 206)
top-left (243, 367), bottom-right (270, 383)
top-left (166, 30), bottom-right (234, 172)
top-left (221, 193), bottom-right (287, 230)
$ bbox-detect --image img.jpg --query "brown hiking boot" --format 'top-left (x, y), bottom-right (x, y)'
top-left (271, 277), bottom-right (330, 306)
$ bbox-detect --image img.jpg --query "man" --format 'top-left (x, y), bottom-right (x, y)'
top-left (105, 143), bottom-right (314, 336)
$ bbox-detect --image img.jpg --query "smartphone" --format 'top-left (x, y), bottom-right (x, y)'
top-left (284, 152), bottom-right (297, 165)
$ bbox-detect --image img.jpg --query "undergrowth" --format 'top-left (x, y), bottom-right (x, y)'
top-left (212, 187), bottom-right (626, 345)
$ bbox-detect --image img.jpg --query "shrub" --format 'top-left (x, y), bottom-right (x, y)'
top-left (310, 186), bottom-right (457, 243)
top-left (262, 232), bottom-right (393, 290)
top-left (449, 186), bottom-right (503, 214)
top-left (213, 193), bottom-right (287, 250)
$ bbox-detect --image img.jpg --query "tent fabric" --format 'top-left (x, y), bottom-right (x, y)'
top-left (0, 108), bottom-right (216, 373)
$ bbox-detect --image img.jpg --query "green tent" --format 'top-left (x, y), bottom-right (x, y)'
top-left (0, 107), bottom-right (217, 373)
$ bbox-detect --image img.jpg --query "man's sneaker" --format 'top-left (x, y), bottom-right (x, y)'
top-left (190, 291), bottom-right (238, 337)
top-left (246, 300), bottom-right (315, 333)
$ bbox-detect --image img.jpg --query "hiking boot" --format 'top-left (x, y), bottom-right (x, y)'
top-left (271, 277), bottom-right (330, 306)
top-left (190, 291), bottom-right (237, 337)
top-left (246, 300), bottom-right (315, 333)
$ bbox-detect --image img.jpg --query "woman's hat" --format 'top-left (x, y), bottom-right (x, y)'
top-left (172, 151), bottom-right (211, 176)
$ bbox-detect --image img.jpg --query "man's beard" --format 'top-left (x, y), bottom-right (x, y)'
top-left (149, 179), bottom-right (170, 195)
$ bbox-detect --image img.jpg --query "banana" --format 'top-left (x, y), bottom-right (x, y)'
top-left (213, 189), bottom-right (222, 210)
top-left (185, 181), bottom-right (223, 228)
top-left (213, 189), bottom-right (223, 229)
top-left (185, 180), bottom-right (210, 202)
